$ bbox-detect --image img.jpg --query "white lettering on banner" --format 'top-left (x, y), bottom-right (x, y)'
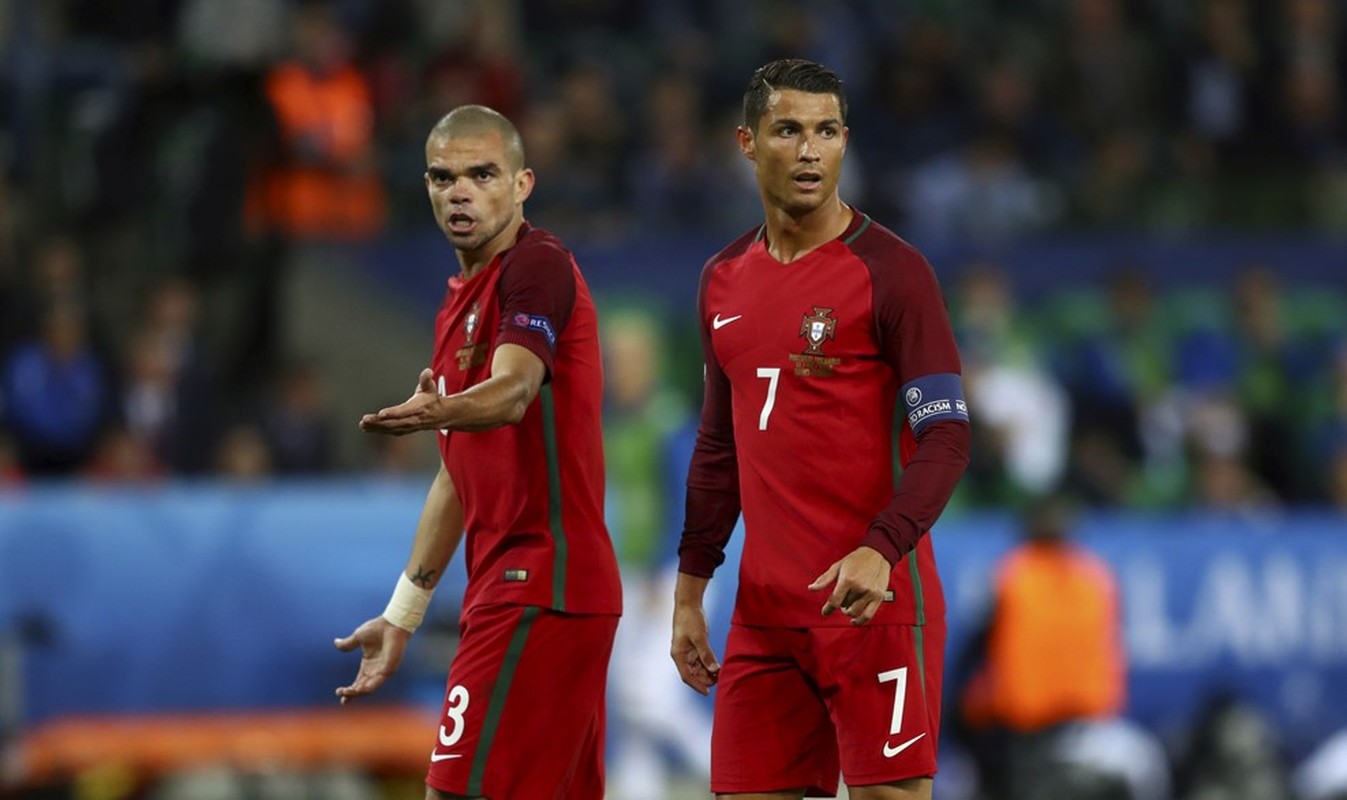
top-left (1124, 554), bottom-right (1347, 668)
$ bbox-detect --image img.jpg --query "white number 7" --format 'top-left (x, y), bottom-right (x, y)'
top-left (756, 367), bottom-right (780, 430)
top-left (878, 667), bottom-right (908, 735)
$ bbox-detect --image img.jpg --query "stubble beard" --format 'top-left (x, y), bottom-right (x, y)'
top-left (772, 186), bottom-right (826, 218)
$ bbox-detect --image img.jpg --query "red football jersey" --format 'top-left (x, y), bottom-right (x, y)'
top-left (680, 212), bottom-right (968, 627)
top-left (432, 223), bottom-right (621, 617)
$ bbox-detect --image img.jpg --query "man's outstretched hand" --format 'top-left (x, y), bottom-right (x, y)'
top-left (359, 369), bottom-right (443, 435)
top-left (333, 616), bottom-right (411, 704)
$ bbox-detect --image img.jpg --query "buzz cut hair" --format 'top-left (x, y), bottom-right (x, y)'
top-left (742, 58), bottom-right (847, 133)
top-left (427, 105), bottom-right (526, 172)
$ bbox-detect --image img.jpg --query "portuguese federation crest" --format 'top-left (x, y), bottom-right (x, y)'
top-left (456, 301), bottom-right (488, 370)
top-left (799, 307), bottom-right (837, 355)
top-left (464, 301), bottom-right (481, 344)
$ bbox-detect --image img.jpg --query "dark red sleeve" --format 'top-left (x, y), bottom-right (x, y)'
top-left (856, 238), bottom-right (971, 565)
top-left (495, 238), bottom-right (576, 378)
top-left (677, 262), bottom-right (741, 578)
top-left (861, 420), bottom-right (970, 564)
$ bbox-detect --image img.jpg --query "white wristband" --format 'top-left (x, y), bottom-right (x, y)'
top-left (382, 572), bottom-right (434, 633)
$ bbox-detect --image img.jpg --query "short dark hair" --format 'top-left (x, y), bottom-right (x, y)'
top-left (427, 105), bottom-right (526, 172)
top-left (742, 58), bottom-right (847, 132)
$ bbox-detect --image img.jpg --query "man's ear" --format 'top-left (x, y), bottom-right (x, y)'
top-left (515, 168), bottom-right (536, 204)
top-left (736, 126), bottom-right (756, 162)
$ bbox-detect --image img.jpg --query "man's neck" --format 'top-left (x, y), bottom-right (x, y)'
top-left (762, 197), bottom-right (852, 263)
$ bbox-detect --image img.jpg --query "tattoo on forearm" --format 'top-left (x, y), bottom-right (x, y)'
top-left (411, 565), bottom-right (437, 589)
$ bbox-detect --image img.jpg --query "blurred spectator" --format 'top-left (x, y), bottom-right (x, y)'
top-left (1192, 446), bottom-right (1281, 512)
top-left (953, 495), bottom-right (1164, 800)
top-left (954, 264), bottom-right (1071, 504)
top-left (513, 99), bottom-right (581, 232)
top-left (549, 58), bottom-right (632, 238)
top-left (1071, 129), bottom-right (1160, 228)
top-left (0, 303), bottom-right (114, 474)
top-left (600, 305), bottom-right (702, 800)
top-left (1175, 693), bottom-right (1293, 800)
top-left (237, 1), bottom-right (384, 392)
top-left (1048, 0), bottom-right (1162, 140)
top-left (1177, 0), bottom-right (1271, 169)
top-left (245, 0), bottom-right (385, 240)
top-left (904, 129), bottom-right (1059, 245)
top-left (626, 74), bottom-right (715, 235)
top-left (601, 306), bottom-right (687, 569)
top-left (419, 2), bottom-right (523, 122)
top-left (1180, 390), bottom-right (1281, 513)
top-left (14, 235), bottom-right (104, 347)
top-left (259, 359), bottom-right (335, 475)
top-left (0, 433), bottom-right (24, 487)
top-left (83, 424), bottom-right (166, 484)
top-left (865, 15), bottom-right (967, 189)
top-left (364, 432), bottom-right (436, 478)
top-left (1228, 266), bottom-right (1317, 501)
top-left (121, 278), bottom-right (217, 473)
top-left (212, 423), bottom-right (273, 482)
top-left (1056, 269), bottom-right (1174, 507)
top-left (177, 0), bottom-right (287, 71)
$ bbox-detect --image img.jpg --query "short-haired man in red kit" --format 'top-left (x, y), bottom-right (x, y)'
top-left (672, 59), bottom-right (971, 800)
top-left (335, 104), bottom-right (622, 800)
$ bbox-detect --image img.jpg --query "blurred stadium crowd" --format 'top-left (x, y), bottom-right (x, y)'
top-left (0, 0), bottom-right (1344, 513)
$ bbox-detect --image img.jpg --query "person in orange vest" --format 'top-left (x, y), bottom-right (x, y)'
top-left (952, 494), bottom-right (1129, 799)
top-left (247, 1), bottom-right (385, 240)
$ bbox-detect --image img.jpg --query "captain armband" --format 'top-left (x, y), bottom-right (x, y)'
top-left (382, 572), bottom-right (434, 633)
top-left (901, 373), bottom-right (970, 434)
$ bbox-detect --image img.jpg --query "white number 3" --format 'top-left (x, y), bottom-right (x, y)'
top-left (438, 684), bottom-right (470, 746)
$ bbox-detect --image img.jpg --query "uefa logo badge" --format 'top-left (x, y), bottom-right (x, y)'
top-left (906, 387), bottom-right (922, 406)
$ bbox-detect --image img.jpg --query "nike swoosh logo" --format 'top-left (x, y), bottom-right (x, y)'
top-left (430, 751), bottom-right (463, 762)
top-left (883, 732), bottom-right (926, 758)
top-left (712, 313), bottom-right (743, 330)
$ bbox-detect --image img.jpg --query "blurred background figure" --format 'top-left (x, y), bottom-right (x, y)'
top-left (1175, 693), bottom-right (1294, 800)
top-left (953, 263), bottom-right (1070, 507)
top-left (259, 358), bottom-right (335, 476)
top-left (954, 494), bottom-right (1167, 800)
top-left (1, 302), bottom-right (114, 475)
top-left (599, 304), bottom-right (710, 800)
top-left (212, 422), bottom-right (274, 482)
top-left (246, 0), bottom-right (385, 242)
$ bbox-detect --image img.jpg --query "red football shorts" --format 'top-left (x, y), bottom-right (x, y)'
top-left (425, 603), bottom-right (618, 799)
top-left (711, 620), bottom-right (946, 796)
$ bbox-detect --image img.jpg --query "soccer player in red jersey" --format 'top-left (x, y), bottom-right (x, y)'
top-left (670, 60), bottom-right (972, 800)
top-left (333, 105), bottom-right (622, 800)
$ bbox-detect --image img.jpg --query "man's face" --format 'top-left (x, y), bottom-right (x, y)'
top-left (424, 131), bottom-right (533, 259)
top-left (738, 89), bottom-right (848, 217)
